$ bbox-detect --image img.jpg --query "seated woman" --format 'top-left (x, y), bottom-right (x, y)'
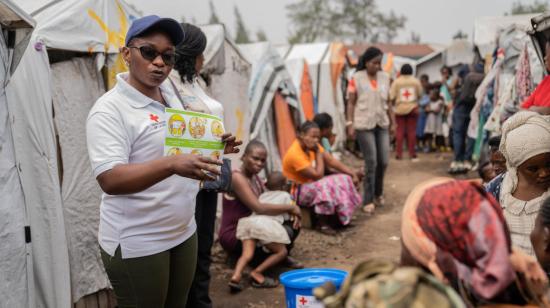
top-left (282, 121), bottom-right (361, 235)
top-left (219, 140), bottom-right (302, 288)
top-left (313, 112), bottom-right (362, 182)
top-left (498, 111), bottom-right (550, 256)
top-left (401, 178), bottom-right (550, 306)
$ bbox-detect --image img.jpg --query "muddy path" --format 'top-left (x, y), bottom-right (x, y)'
top-left (209, 152), bottom-right (463, 307)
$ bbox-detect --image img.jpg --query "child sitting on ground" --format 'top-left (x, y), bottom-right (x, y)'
top-left (423, 82), bottom-right (445, 153)
top-left (230, 172), bottom-right (299, 291)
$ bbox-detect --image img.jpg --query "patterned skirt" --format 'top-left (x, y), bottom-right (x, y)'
top-left (296, 174), bottom-right (361, 225)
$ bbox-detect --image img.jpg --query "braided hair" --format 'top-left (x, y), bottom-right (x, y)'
top-left (174, 23), bottom-right (207, 83)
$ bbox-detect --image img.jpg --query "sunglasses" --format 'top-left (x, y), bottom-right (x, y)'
top-left (127, 45), bottom-right (177, 66)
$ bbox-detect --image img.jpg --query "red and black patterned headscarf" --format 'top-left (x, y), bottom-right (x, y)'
top-left (417, 180), bottom-right (512, 263)
top-left (402, 179), bottom-right (516, 300)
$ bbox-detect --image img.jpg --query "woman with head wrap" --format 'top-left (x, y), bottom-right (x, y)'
top-left (346, 47), bottom-right (396, 214)
top-left (498, 111), bottom-right (550, 257)
top-left (168, 23), bottom-right (242, 308)
top-left (401, 178), bottom-right (550, 307)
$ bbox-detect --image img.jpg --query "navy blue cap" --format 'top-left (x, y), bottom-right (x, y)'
top-left (125, 15), bottom-right (184, 46)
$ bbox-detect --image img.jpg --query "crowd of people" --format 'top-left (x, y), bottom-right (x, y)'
top-left (85, 14), bottom-right (550, 308)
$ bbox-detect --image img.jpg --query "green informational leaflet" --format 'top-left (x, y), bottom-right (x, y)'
top-left (164, 108), bottom-right (225, 161)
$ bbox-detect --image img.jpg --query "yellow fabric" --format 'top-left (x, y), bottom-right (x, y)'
top-left (390, 75), bottom-right (422, 116)
top-left (282, 140), bottom-right (324, 185)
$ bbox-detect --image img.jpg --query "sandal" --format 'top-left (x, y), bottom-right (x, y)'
top-left (251, 276), bottom-right (279, 288)
top-left (362, 203), bottom-right (375, 215)
top-left (285, 256), bottom-right (305, 269)
top-left (228, 280), bottom-right (245, 293)
top-left (316, 225), bottom-right (337, 236)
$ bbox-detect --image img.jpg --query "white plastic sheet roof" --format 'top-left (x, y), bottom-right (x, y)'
top-left (474, 14), bottom-right (536, 57)
top-left (19, 0), bottom-right (140, 53)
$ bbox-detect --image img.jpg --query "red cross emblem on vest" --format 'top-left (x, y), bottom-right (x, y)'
top-left (299, 296), bottom-right (307, 305)
top-left (403, 89), bottom-right (411, 100)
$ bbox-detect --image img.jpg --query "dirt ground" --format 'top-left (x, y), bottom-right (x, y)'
top-left (209, 151), bottom-right (471, 308)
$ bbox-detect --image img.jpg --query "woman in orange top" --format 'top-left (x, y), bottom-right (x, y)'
top-left (283, 121), bottom-right (361, 235)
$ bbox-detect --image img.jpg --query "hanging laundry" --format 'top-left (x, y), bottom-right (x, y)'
top-left (515, 42), bottom-right (533, 104)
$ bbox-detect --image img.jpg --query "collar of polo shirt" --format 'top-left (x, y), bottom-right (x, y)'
top-left (115, 72), bottom-right (172, 108)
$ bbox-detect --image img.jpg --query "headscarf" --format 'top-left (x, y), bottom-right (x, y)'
top-left (499, 111), bottom-right (550, 193)
top-left (402, 179), bottom-right (516, 300)
top-left (357, 47), bottom-right (382, 71)
top-left (177, 23), bottom-right (207, 57)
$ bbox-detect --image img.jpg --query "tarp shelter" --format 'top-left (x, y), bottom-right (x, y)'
top-left (239, 42), bottom-right (302, 172)
top-left (200, 24), bottom-right (252, 169)
top-left (26, 0), bottom-right (139, 89)
top-left (0, 1), bottom-right (72, 307)
top-left (416, 39), bottom-right (474, 81)
top-left (285, 58), bottom-right (315, 121)
top-left (474, 14), bottom-right (537, 59)
top-left (284, 42), bottom-right (348, 149)
top-left (276, 45), bottom-right (315, 121)
top-left (17, 0), bottom-right (139, 305)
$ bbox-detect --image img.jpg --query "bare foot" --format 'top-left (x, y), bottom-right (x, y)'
top-left (230, 273), bottom-right (242, 283)
top-left (250, 271), bottom-right (265, 284)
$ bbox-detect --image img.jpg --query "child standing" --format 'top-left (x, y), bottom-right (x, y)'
top-left (230, 172), bottom-right (298, 291)
top-left (417, 74), bottom-right (430, 150)
top-left (423, 82), bottom-right (445, 152)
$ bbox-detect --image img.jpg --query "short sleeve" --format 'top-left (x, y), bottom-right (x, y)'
top-left (347, 78), bottom-right (357, 94)
top-left (86, 111), bottom-right (131, 178)
top-left (287, 153), bottom-right (311, 172)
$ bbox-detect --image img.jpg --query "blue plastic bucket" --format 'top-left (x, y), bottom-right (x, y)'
top-left (280, 268), bottom-right (347, 308)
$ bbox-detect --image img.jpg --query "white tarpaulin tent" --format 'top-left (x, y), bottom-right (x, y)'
top-left (21, 0), bottom-right (139, 53)
top-left (1, 1), bottom-right (72, 307)
top-left (239, 42), bottom-right (302, 172)
top-left (16, 0), bottom-right (139, 304)
top-left (285, 42), bottom-right (348, 149)
top-left (200, 24), bottom-right (251, 170)
top-left (474, 14), bottom-right (536, 58)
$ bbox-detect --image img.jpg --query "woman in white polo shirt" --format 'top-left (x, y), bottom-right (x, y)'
top-left (86, 16), bottom-right (240, 308)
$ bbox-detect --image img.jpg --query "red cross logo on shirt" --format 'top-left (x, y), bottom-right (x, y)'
top-left (149, 113), bottom-right (159, 123)
top-left (402, 89), bottom-right (412, 100)
top-left (299, 296), bottom-right (308, 305)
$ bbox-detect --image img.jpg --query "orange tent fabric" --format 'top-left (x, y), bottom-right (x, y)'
top-left (329, 42), bottom-right (347, 90)
top-left (300, 61), bottom-right (315, 120)
top-left (273, 92), bottom-right (297, 158)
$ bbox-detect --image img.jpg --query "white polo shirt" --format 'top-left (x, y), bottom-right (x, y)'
top-left (86, 72), bottom-right (199, 258)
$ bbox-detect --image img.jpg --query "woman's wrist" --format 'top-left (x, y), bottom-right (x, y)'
top-left (163, 156), bottom-right (177, 176)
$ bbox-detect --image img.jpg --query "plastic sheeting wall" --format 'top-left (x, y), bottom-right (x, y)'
top-left (0, 30), bottom-right (30, 308)
top-left (286, 43), bottom-right (347, 149)
top-left (50, 57), bottom-right (110, 303)
top-left (5, 38), bottom-right (71, 308)
top-left (209, 39), bottom-right (251, 169)
top-left (239, 42), bottom-right (301, 172)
